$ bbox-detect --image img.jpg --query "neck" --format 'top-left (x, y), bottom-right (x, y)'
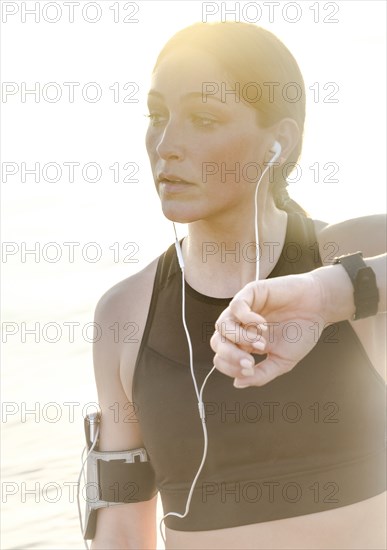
top-left (180, 194), bottom-right (288, 298)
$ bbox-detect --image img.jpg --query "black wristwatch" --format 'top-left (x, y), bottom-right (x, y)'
top-left (333, 252), bottom-right (379, 320)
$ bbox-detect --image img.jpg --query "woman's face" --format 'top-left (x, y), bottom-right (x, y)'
top-left (145, 47), bottom-right (274, 224)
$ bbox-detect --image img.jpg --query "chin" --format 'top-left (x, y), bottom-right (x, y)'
top-left (160, 204), bottom-right (203, 224)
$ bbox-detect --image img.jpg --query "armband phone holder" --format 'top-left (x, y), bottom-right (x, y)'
top-left (82, 412), bottom-right (156, 540)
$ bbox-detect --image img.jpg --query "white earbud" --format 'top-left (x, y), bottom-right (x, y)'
top-left (267, 140), bottom-right (282, 165)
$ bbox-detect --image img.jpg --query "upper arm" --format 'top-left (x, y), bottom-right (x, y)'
top-left (90, 262), bottom-right (159, 548)
top-left (93, 258), bottom-right (159, 451)
top-left (93, 286), bottom-right (142, 451)
top-left (314, 214), bottom-right (387, 266)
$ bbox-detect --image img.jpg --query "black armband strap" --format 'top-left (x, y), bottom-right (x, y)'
top-left (333, 252), bottom-right (379, 320)
top-left (99, 456), bottom-right (157, 503)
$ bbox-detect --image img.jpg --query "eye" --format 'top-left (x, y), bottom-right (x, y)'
top-left (145, 112), bottom-right (167, 126)
top-left (191, 114), bottom-right (218, 128)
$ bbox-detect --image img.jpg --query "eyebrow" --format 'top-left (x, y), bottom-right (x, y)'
top-left (147, 90), bottom-right (224, 103)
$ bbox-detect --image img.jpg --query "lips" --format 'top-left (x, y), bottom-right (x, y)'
top-left (157, 173), bottom-right (194, 185)
top-left (157, 173), bottom-right (195, 193)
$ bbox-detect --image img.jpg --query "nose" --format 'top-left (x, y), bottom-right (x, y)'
top-left (155, 119), bottom-right (184, 161)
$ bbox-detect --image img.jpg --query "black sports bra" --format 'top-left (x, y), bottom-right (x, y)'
top-left (132, 213), bottom-right (386, 531)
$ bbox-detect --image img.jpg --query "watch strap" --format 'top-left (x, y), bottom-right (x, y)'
top-left (333, 252), bottom-right (379, 320)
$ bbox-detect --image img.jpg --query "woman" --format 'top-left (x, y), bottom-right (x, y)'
top-left (90, 22), bottom-right (386, 549)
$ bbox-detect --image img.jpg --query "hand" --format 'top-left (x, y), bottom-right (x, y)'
top-left (210, 271), bottom-right (329, 388)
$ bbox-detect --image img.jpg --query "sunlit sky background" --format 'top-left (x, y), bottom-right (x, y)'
top-left (3, 1), bottom-right (386, 284)
top-left (1, 1), bottom-right (386, 548)
top-left (2, 0), bottom-right (386, 414)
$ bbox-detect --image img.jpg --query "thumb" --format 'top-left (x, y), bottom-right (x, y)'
top-left (230, 282), bottom-right (267, 326)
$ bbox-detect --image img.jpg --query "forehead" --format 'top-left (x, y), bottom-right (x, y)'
top-left (149, 47), bottom-right (232, 102)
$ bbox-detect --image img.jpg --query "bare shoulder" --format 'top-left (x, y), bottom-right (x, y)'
top-left (94, 254), bottom-right (158, 384)
top-left (313, 214), bottom-right (386, 265)
top-left (95, 256), bottom-right (159, 323)
top-left (93, 256), bottom-right (160, 405)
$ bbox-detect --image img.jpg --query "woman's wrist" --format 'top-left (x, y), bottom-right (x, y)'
top-left (311, 254), bottom-right (386, 324)
top-left (311, 263), bottom-right (356, 324)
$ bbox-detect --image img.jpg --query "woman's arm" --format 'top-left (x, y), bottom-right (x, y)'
top-left (90, 284), bottom-right (157, 550)
top-left (315, 213), bottom-right (386, 265)
top-left (210, 253), bottom-right (386, 388)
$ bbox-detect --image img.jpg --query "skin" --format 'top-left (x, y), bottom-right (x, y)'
top-left (145, 47), bottom-right (299, 291)
top-left (91, 48), bottom-right (386, 549)
top-left (210, 254), bottom-right (386, 387)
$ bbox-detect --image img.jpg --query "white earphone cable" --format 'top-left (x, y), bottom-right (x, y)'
top-left (160, 145), bottom-right (281, 543)
top-left (254, 146), bottom-right (281, 281)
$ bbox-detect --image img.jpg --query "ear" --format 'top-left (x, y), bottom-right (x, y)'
top-left (273, 118), bottom-right (300, 164)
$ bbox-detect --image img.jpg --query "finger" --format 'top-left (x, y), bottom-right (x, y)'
top-left (229, 281), bottom-right (270, 325)
top-left (211, 332), bottom-right (256, 378)
top-left (214, 354), bottom-right (246, 379)
top-left (229, 297), bottom-right (268, 328)
top-left (233, 356), bottom-right (296, 388)
top-left (215, 297), bottom-right (268, 334)
top-left (214, 316), bottom-right (267, 348)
